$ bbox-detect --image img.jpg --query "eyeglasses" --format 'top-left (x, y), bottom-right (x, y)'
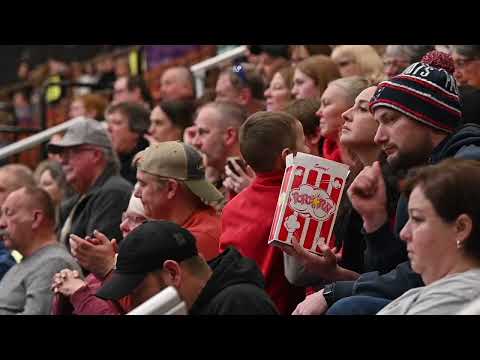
top-left (383, 59), bottom-right (410, 69)
top-left (336, 59), bottom-right (355, 68)
top-left (59, 146), bottom-right (98, 161)
top-left (121, 212), bottom-right (147, 225)
top-left (453, 58), bottom-right (478, 69)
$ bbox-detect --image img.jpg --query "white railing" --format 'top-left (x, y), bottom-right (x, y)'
top-left (0, 46), bottom-right (248, 161)
top-left (127, 286), bottom-right (187, 315)
top-left (0, 117), bottom-right (85, 161)
top-left (190, 45), bottom-right (247, 98)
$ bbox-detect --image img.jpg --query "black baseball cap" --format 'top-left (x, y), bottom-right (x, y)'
top-left (96, 221), bottom-right (198, 301)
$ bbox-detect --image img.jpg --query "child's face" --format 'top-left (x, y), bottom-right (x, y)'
top-left (293, 120), bottom-right (311, 155)
top-left (281, 120), bottom-right (311, 168)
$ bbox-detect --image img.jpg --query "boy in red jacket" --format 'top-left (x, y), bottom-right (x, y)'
top-left (219, 111), bottom-right (309, 314)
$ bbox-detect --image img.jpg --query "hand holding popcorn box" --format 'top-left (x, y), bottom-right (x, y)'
top-left (268, 152), bottom-right (350, 255)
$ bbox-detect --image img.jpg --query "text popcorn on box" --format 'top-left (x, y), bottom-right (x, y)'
top-left (268, 152), bottom-right (350, 255)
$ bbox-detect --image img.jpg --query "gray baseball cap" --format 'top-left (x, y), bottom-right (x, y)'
top-left (48, 117), bottom-right (113, 153)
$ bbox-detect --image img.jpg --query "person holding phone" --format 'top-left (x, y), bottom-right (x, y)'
top-left (219, 111), bottom-right (310, 315)
top-left (223, 157), bottom-right (256, 198)
top-left (191, 101), bottom-right (249, 201)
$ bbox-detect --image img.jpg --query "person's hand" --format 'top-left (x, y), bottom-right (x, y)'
top-left (292, 289), bottom-right (328, 315)
top-left (223, 162), bottom-right (255, 194)
top-left (347, 161), bottom-right (388, 233)
top-left (144, 134), bottom-right (158, 146)
top-left (183, 126), bottom-right (197, 145)
top-left (69, 230), bottom-right (117, 279)
top-left (51, 269), bottom-right (85, 297)
top-left (51, 268), bottom-right (81, 291)
top-left (282, 237), bottom-right (341, 281)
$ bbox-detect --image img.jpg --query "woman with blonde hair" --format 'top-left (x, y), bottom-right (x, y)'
top-left (291, 55), bottom-right (340, 100)
top-left (331, 45), bottom-right (386, 84)
top-left (340, 85), bottom-right (383, 167)
top-left (284, 77), bottom-right (381, 294)
top-left (316, 76), bottom-right (371, 164)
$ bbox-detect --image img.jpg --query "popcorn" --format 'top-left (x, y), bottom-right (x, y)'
top-left (268, 152), bottom-right (350, 255)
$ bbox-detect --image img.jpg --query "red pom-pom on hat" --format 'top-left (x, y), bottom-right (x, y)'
top-left (421, 50), bottom-right (455, 75)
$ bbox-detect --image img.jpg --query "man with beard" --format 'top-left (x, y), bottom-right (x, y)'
top-left (293, 51), bottom-right (480, 315)
top-left (95, 221), bottom-right (278, 315)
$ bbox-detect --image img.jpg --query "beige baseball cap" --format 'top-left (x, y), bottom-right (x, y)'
top-left (134, 141), bottom-right (224, 206)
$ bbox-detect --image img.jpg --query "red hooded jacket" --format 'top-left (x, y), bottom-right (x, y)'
top-left (219, 171), bottom-right (305, 315)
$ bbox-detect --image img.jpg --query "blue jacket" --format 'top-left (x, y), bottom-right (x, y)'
top-left (332, 123), bottom-right (480, 303)
top-left (0, 240), bottom-right (15, 281)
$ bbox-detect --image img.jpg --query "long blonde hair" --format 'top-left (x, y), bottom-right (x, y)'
top-left (331, 45), bottom-right (386, 84)
top-left (328, 76), bottom-right (373, 105)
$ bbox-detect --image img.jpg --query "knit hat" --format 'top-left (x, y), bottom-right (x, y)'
top-left (369, 50), bottom-right (462, 133)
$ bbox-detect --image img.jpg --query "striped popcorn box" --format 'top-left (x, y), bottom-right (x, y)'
top-left (268, 152), bottom-right (350, 255)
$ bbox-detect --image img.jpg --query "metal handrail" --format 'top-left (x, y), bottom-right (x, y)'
top-left (0, 46), bottom-right (248, 162)
top-left (0, 117), bottom-right (85, 161)
top-left (190, 45), bottom-right (247, 98)
top-left (0, 126), bottom-right (40, 134)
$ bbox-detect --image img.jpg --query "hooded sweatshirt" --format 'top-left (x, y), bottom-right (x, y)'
top-left (331, 123), bottom-right (480, 304)
top-left (219, 171), bottom-right (305, 315)
top-left (189, 247), bottom-right (278, 315)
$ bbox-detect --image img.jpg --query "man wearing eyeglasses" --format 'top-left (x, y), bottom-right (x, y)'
top-left (450, 45), bottom-right (480, 126)
top-left (48, 118), bottom-right (132, 255)
top-left (451, 45), bottom-right (480, 88)
top-left (50, 192), bottom-right (147, 315)
top-left (50, 142), bottom-right (224, 315)
top-left (382, 45), bottom-right (435, 79)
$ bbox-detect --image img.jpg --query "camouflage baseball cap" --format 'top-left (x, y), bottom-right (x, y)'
top-left (134, 141), bottom-right (224, 206)
top-left (48, 117), bottom-right (113, 153)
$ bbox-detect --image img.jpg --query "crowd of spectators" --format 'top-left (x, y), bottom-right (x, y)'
top-left (0, 44), bottom-right (480, 316)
